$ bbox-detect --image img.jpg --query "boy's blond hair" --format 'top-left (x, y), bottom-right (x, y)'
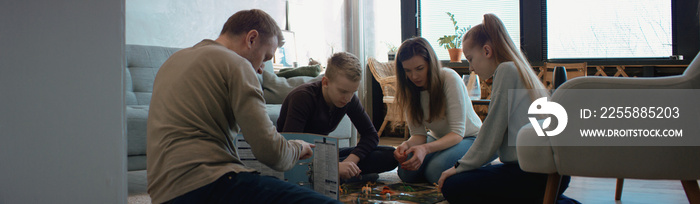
top-left (325, 52), bottom-right (362, 82)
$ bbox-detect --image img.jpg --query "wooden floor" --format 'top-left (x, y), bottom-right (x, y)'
top-left (379, 136), bottom-right (694, 204)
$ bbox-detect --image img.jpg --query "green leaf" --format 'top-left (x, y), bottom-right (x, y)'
top-left (440, 12), bottom-right (471, 49)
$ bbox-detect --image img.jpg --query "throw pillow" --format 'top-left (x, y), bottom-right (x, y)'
top-left (276, 64), bottom-right (322, 78)
top-left (262, 70), bottom-right (323, 104)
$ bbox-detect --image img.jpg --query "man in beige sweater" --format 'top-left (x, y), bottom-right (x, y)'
top-left (146, 9), bottom-right (339, 204)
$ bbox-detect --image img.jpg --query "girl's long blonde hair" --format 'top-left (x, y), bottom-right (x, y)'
top-left (463, 14), bottom-right (548, 100)
top-left (394, 37), bottom-right (446, 125)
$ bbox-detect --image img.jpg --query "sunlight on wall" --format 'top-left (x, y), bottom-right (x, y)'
top-left (287, 0), bottom-right (345, 68)
top-left (365, 0), bottom-right (401, 62)
top-left (126, 0), bottom-right (351, 69)
top-left (126, 0), bottom-right (286, 48)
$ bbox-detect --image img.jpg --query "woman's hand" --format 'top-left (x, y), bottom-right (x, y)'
top-left (400, 145), bottom-right (429, 171)
top-left (393, 141), bottom-right (410, 163)
top-left (437, 167), bottom-right (457, 191)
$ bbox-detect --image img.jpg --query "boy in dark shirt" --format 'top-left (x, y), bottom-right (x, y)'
top-left (277, 52), bottom-right (397, 181)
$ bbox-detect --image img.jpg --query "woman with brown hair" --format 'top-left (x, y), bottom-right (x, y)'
top-left (392, 37), bottom-right (490, 184)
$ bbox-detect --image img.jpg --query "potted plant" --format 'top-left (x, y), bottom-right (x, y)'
top-left (383, 41), bottom-right (398, 61)
top-left (437, 12), bottom-right (469, 62)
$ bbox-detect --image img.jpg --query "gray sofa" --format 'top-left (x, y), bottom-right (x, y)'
top-left (126, 44), bottom-right (356, 171)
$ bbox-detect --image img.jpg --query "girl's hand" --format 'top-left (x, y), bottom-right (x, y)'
top-left (437, 167), bottom-right (457, 191)
top-left (400, 145), bottom-right (428, 171)
top-left (393, 142), bottom-right (410, 163)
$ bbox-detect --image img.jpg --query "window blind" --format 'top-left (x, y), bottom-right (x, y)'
top-left (547, 0), bottom-right (672, 59)
top-left (420, 0), bottom-right (520, 61)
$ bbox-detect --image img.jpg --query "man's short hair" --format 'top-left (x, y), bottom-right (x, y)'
top-left (220, 9), bottom-right (284, 47)
top-left (325, 52), bottom-right (362, 82)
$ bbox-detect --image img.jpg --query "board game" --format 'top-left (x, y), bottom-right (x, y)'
top-left (235, 133), bottom-right (340, 199)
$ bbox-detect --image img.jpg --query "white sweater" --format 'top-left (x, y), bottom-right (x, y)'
top-left (408, 68), bottom-right (482, 139)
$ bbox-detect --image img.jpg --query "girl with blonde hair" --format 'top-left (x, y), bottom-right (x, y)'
top-left (437, 14), bottom-right (578, 203)
top-left (393, 37), bottom-right (490, 184)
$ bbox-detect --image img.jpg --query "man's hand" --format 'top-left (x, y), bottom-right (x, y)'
top-left (393, 142), bottom-right (410, 164)
top-left (338, 161), bottom-right (361, 180)
top-left (437, 167), bottom-right (457, 191)
top-left (400, 145), bottom-right (428, 171)
top-left (292, 140), bottom-right (315, 160)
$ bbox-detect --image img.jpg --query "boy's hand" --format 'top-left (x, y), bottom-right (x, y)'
top-left (338, 161), bottom-right (361, 180)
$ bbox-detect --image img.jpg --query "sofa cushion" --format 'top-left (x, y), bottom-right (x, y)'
top-left (328, 115), bottom-right (353, 140)
top-left (262, 70), bottom-right (323, 104)
top-left (126, 105), bottom-right (149, 156)
top-left (126, 45), bottom-right (181, 105)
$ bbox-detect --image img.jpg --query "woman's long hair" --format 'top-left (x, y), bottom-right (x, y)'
top-left (394, 37), bottom-right (446, 125)
top-left (463, 14), bottom-right (548, 101)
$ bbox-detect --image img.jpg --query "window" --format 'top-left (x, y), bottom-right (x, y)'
top-left (364, 0), bottom-right (402, 62)
top-left (420, 0), bottom-right (520, 61)
top-left (288, 0), bottom-right (346, 68)
top-left (547, 0), bottom-right (672, 59)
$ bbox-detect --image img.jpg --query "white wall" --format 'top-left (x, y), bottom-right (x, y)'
top-left (126, 0), bottom-right (286, 48)
top-left (0, 1), bottom-right (126, 203)
top-left (125, 0), bottom-right (349, 69)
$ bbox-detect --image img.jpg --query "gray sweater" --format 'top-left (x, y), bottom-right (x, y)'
top-left (455, 62), bottom-right (534, 173)
top-left (146, 40), bottom-right (303, 204)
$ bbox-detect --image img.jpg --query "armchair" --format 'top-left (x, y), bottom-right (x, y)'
top-left (367, 57), bottom-right (408, 139)
top-left (517, 54), bottom-right (700, 204)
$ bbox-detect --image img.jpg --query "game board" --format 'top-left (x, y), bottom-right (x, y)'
top-left (338, 181), bottom-right (444, 204)
top-left (236, 133), bottom-right (444, 203)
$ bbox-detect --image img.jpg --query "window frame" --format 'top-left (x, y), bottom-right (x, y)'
top-left (401, 0), bottom-right (699, 67)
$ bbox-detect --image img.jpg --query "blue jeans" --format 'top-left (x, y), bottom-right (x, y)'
top-left (168, 171), bottom-right (340, 204)
top-left (398, 136), bottom-right (492, 184)
top-left (442, 162), bottom-right (579, 204)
